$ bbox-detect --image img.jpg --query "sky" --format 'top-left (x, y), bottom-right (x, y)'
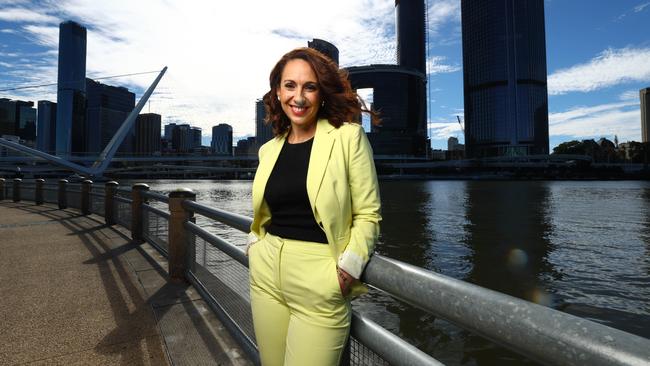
top-left (1, 0), bottom-right (649, 151)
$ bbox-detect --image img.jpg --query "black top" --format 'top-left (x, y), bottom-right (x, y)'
top-left (264, 138), bottom-right (329, 244)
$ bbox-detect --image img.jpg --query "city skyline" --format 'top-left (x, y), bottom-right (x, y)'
top-left (1, 0), bottom-right (649, 150)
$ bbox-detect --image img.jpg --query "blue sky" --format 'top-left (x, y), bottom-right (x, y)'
top-left (1, 0), bottom-right (649, 150)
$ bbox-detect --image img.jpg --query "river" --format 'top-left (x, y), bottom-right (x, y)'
top-left (142, 179), bottom-right (650, 365)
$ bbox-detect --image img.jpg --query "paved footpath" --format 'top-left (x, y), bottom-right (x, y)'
top-left (0, 201), bottom-right (252, 366)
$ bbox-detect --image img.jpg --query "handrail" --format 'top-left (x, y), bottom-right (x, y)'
top-left (142, 190), bottom-right (169, 204)
top-left (184, 221), bottom-right (248, 266)
top-left (114, 195), bottom-right (132, 204)
top-left (183, 200), bottom-right (250, 232)
top-left (143, 204), bottom-right (171, 220)
top-left (181, 196), bottom-right (650, 366)
top-left (363, 255), bottom-right (650, 366)
top-left (5, 179), bottom-right (650, 366)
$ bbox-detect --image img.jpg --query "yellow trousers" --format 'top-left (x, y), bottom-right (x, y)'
top-left (249, 233), bottom-right (351, 366)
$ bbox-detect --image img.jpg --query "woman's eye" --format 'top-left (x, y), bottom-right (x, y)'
top-left (305, 84), bottom-right (318, 91)
top-left (284, 83), bottom-right (295, 89)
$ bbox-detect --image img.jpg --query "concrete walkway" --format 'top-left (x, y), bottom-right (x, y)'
top-left (0, 201), bottom-right (252, 365)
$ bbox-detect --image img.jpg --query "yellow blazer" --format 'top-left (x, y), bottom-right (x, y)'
top-left (249, 118), bottom-right (381, 297)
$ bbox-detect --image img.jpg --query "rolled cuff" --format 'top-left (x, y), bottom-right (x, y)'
top-left (337, 250), bottom-right (366, 279)
top-left (245, 232), bottom-right (259, 256)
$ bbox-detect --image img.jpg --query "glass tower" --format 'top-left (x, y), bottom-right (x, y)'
top-left (461, 0), bottom-right (549, 158)
top-left (55, 21), bottom-right (87, 157)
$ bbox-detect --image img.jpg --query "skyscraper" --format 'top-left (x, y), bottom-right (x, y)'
top-left (85, 78), bottom-right (135, 155)
top-left (171, 124), bottom-right (192, 153)
top-left (37, 101), bottom-right (57, 153)
top-left (0, 98), bottom-right (16, 136)
top-left (255, 99), bottom-right (273, 147)
top-left (212, 124), bottom-right (233, 156)
top-left (308, 39), bottom-right (339, 65)
top-left (641, 87), bottom-right (650, 143)
top-left (135, 113), bottom-right (161, 155)
top-left (191, 126), bottom-right (202, 148)
top-left (461, 0), bottom-right (549, 158)
top-left (16, 101), bottom-right (36, 142)
top-left (55, 20), bottom-right (87, 157)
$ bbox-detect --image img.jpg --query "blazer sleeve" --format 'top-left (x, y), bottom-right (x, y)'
top-left (337, 125), bottom-right (382, 279)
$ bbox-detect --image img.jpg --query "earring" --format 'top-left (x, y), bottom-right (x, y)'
top-left (277, 95), bottom-right (281, 101)
top-left (321, 100), bottom-right (325, 107)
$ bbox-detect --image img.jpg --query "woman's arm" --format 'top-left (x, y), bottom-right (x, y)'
top-left (337, 125), bottom-right (382, 280)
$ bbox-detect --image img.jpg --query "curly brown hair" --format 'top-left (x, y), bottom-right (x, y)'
top-left (263, 47), bottom-right (380, 137)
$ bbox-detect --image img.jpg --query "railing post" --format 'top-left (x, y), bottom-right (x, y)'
top-left (81, 179), bottom-right (93, 215)
top-left (13, 178), bottom-right (21, 202)
top-left (105, 181), bottom-right (118, 225)
top-left (168, 188), bottom-right (196, 283)
top-left (58, 179), bottom-right (68, 209)
top-left (131, 183), bottom-right (149, 243)
top-left (0, 178), bottom-right (5, 200)
top-left (35, 178), bottom-right (44, 205)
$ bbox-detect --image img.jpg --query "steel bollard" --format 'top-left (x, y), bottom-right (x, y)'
top-left (105, 181), bottom-right (118, 225)
top-left (13, 178), bottom-right (21, 202)
top-left (131, 183), bottom-right (150, 243)
top-left (58, 179), bottom-right (68, 209)
top-left (35, 178), bottom-right (44, 205)
top-left (81, 180), bottom-right (93, 215)
top-left (168, 188), bottom-right (196, 283)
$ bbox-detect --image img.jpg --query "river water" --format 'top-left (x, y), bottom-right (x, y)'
top-left (143, 179), bottom-right (650, 365)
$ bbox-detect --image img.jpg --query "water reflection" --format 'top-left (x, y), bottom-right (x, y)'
top-left (376, 181), bottom-right (434, 267)
top-left (643, 188), bottom-right (650, 276)
top-left (460, 181), bottom-right (556, 364)
top-left (463, 181), bottom-right (555, 303)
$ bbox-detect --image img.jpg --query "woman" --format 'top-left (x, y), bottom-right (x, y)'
top-left (247, 47), bottom-right (381, 366)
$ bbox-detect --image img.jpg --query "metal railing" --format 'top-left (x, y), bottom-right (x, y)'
top-left (2, 178), bottom-right (650, 366)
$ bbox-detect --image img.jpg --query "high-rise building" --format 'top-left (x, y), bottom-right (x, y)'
top-left (164, 123), bottom-right (176, 140)
top-left (191, 126), bottom-right (202, 148)
top-left (255, 99), bottom-right (273, 147)
top-left (55, 20), bottom-right (87, 157)
top-left (235, 136), bottom-right (256, 156)
top-left (0, 98), bottom-right (36, 141)
top-left (171, 124), bottom-right (192, 152)
top-left (308, 39), bottom-right (339, 65)
top-left (211, 123), bottom-right (233, 156)
top-left (345, 0), bottom-right (429, 157)
top-left (37, 101), bottom-right (57, 153)
top-left (85, 78), bottom-right (135, 155)
top-left (461, 0), bottom-right (549, 158)
top-left (16, 101), bottom-right (36, 142)
top-left (0, 98), bottom-right (17, 136)
top-left (641, 87), bottom-right (650, 143)
top-left (135, 113), bottom-right (161, 155)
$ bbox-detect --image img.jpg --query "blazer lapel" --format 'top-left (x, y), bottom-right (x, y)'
top-left (252, 135), bottom-right (285, 214)
top-left (306, 119), bottom-right (335, 211)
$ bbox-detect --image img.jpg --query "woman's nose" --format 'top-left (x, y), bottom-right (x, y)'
top-left (294, 96), bottom-right (306, 107)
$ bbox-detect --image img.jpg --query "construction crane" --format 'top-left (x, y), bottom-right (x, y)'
top-left (456, 115), bottom-right (464, 133)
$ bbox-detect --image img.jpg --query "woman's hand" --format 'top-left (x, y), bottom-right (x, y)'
top-left (336, 267), bottom-right (356, 297)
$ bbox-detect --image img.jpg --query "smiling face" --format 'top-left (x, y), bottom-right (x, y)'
top-left (277, 58), bottom-right (321, 132)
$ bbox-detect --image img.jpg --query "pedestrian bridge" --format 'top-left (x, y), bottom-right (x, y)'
top-left (2, 178), bottom-right (649, 365)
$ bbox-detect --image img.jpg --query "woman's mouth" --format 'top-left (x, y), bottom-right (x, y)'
top-left (290, 105), bottom-right (308, 116)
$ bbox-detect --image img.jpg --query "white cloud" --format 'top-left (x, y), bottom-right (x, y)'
top-left (3, 0), bottom-right (400, 138)
top-left (634, 2), bottom-right (650, 12)
top-left (548, 101), bottom-right (641, 142)
top-left (427, 55), bottom-right (460, 74)
top-left (0, 7), bottom-right (59, 23)
top-left (548, 47), bottom-right (650, 95)
top-left (426, 0), bottom-right (461, 43)
top-left (619, 90), bottom-right (639, 101)
top-left (428, 112), bottom-right (464, 139)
